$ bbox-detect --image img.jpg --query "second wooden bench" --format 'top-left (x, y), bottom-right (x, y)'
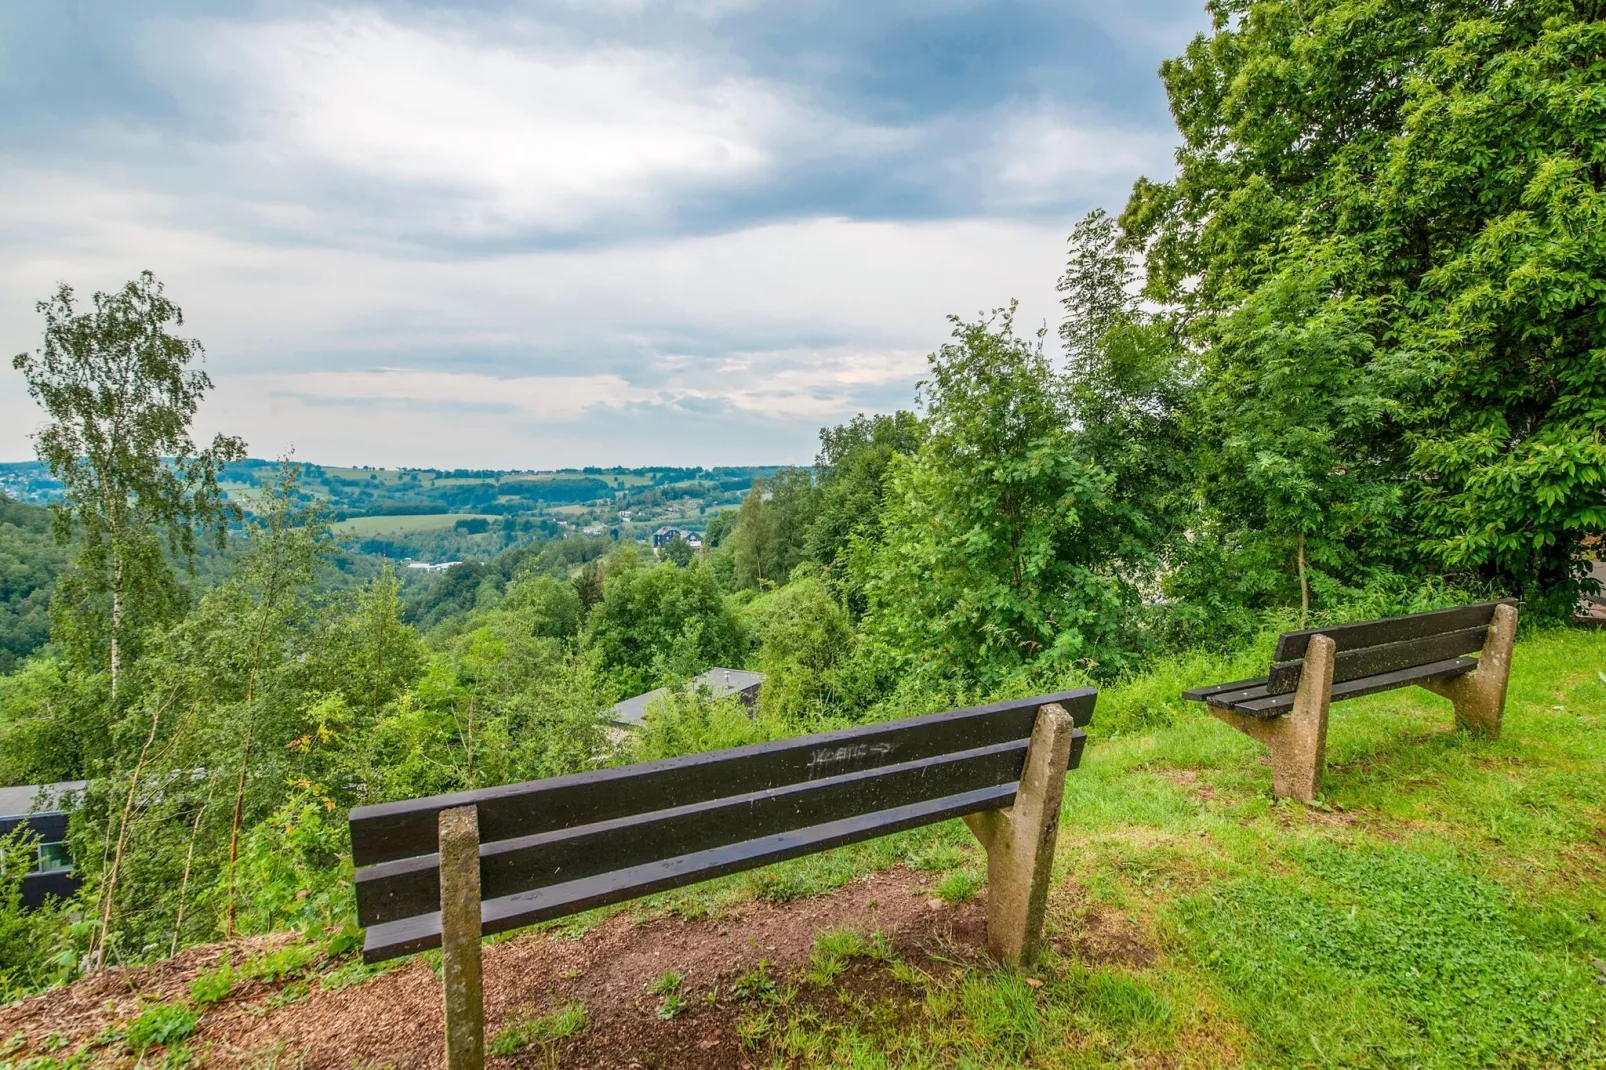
top-left (1182, 600), bottom-right (1517, 801)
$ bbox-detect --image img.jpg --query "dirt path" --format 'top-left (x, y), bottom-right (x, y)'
top-left (1, 867), bottom-right (1005, 1068)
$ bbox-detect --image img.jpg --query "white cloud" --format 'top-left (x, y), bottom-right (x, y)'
top-left (986, 103), bottom-right (1173, 209)
top-left (0, 166), bottom-right (1071, 466)
top-left (147, 9), bottom-right (900, 239)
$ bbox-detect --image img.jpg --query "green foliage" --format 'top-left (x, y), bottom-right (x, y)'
top-left (0, 828), bottom-right (71, 1001)
top-left (13, 272), bottom-right (246, 698)
top-left (122, 1001), bottom-right (196, 1053)
top-left (856, 308), bottom-right (1143, 688)
top-left (341, 631), bottom-right (608, 800)
top-left (582, 557), bottom-right (743, 695)
top-left (628, 687), bottom-right (780, 763)
top-left (0, 656), bottom-right (104, 784)
top-left (1122, 0), bottom-right (1606, 611)
top-left (1200, 250), bottom-right (1401, 624)
top-left (728, 468), bottom-right (819, 590)
top-left (501, 572), bottom-right (583, 640)
top-left (806, 412), bottom-right (925, 607)
top-left (0, 497), bottom-right (66, 673)
top-left (659, 535), bottom-right (694, 568)
top-left (489, 1001), bottom-right (587, 1056)
top-left (702, 508), bottom-right (739, 548)
top-left (188, 959), bottom-right (235, 1005)
top-left (744, 576), bottom-right (854, 722)
top-left (228, 786), bottom-right (351, 937)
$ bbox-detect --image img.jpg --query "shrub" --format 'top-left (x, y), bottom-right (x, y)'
top-left (124, 1002), bottom-right (197, 1053)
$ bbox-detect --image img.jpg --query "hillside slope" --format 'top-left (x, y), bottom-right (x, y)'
top-left (2, 626), bottom-right (1602, 1068)
top-left (0, 497), bottom-right (65, 672)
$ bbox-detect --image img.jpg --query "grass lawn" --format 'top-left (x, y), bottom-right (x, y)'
top-left (614, 625), bottom-right (1606, 1067)
top-left (331, 512), bottom-right (493, 536)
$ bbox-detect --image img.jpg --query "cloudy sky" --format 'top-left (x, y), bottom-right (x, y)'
top-left (1, 0), bottom-right (1206, 469)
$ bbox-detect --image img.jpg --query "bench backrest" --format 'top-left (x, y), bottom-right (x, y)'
top-left (351, 689), bottom-right (1095, 961)
top-left (1266, 600), bottom-right (1515, 696)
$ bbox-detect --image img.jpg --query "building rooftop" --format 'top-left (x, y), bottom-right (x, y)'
top-left (608, 668), bottom-right (766, 728)
top-left (0, 780), bottom-right (87, 819)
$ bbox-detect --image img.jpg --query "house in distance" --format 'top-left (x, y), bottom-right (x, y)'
top-left (652, 525), bottom-right (702, 549)
top-left (607, 668), bottom-right (765, 731)
top-left (0, 779), bottom-right (85, 909)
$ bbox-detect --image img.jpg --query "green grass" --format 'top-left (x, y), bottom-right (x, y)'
top-left (648, 970), bottom-right (688, 1019)
top-left (628, 625), bottom-right (1606, 1068)
top-left (489, 1001), bottom-right (587, 1057)
top-left (330, 513), bottom-right (493, 536)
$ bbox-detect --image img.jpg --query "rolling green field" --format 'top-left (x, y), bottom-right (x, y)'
top-left (331, 513), bottom-right (493, 536)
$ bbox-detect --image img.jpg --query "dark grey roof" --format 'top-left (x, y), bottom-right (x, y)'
top-left (608, 668), bottom-right (766, 728)
top-left (0, 780), bottom-right (88, 819)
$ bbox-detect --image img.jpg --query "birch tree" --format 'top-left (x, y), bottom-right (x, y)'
top-left (12, 271), bottom-right (246, 709)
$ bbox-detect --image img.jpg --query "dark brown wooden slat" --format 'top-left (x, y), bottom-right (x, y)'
top-left (1228, 657), bottom-right (1478, 717)
top-left (362, 780), bottom-right (1022, 962)
top-left (356, 739), bottom-right (1030, 927)
top-left (1203, 682), bottom-right (1272, 709)
top-left (1182, 676), bottom-right (1269, 703)
top-left (350, 688), bottom-right (1095, 867)
top-left (1272, 601), bottom-right (1511, 661)
top-left (1265, 626), bottom-right (1489, 695)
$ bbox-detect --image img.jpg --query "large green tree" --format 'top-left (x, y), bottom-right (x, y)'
top-left (856, 309), bottom-right (1142, 688)
top-left (582, 557), bottom-right (744, 694)
top-left (728, 467), bottom-right (819, 590)
top-left (12, 272), bottom-right (246, 704)
top-left (1122, 0), bottom-right (1606, 610)
top-left (806, 411), bottom-right (926, 610)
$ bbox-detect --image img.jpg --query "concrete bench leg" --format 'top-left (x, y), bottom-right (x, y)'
top-left (1207, 634), bottom-right (1336, 803)
top-left (439, 805), bottom-right (485, 1070)
top-left (1423, 602), bottom-right (1517, 739)
top-left (963, 702), bottom-right (1076, 968)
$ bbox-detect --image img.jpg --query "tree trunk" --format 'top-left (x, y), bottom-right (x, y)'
top-left (109, 557), bottom-right (123, 709)
top-left (1298, 532), bottom-right (1311, 630)
top-left (94, 693), bottom-right (165, 969)
top-left (170, 776), bottom-right (217, 957)
top-left (223, 725), bottom-right (254, 939)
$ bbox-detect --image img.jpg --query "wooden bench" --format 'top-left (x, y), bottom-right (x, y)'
top-left (349, 689), bottom-right (1096, 1069)
top-left (1182, 600), bottom-right (1517, 802)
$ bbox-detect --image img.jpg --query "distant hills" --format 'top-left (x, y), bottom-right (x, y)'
top-left (0, 458), bottom-right (785, 564)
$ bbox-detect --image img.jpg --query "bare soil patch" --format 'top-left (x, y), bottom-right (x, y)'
top-left (1052, 885), bottom-right (1157, 969)
top-left (1, 867), bottom-right (993, 1069)
top-left (1152, 767), bottom-right (1219, 804)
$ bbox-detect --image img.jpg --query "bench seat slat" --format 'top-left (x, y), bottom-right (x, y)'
top-left (1203, 681), bottom-right (1273, 709)
top-left (362, 780), bottom-right (1022, 963)
top-left (1272, 601), bottom-right (1512, 661)
top-left (1181, 676), bottom-right (1269, 703)
top-left (1265, 626), bottom-right (1489, 695)
top-left (357, 737), bottom-right (1032, 927)
top-left (1223, 656), bottom-right (1478, 717)
top-left (350, 688), bottom-right (1096, 868)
